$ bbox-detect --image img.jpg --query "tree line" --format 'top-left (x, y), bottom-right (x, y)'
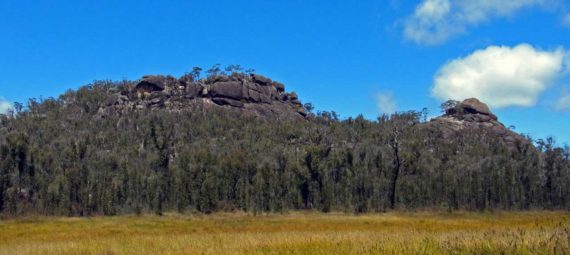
top-left (0, 76), bottom-right (568, 216)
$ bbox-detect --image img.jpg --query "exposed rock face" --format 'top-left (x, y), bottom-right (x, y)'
top-left (209, 81), bottom-right (244, 100)
top-left (185, 84), bottom-right (202, 99)
top-left (251, 74), bottom-right (273, 85)
top-left (135, 75), bottom-right (167, 93)
top-left (211, 97), bottom-right (244, 108)
top-left (100, 73), bottom-right (307, 121)
top-left (446, 98), bottom-right (498, 121)
top-left (428, 98), bottom-right (528, 150)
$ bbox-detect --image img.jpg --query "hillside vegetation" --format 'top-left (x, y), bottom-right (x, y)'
top-left (0, 68), bottom-right (568, 216)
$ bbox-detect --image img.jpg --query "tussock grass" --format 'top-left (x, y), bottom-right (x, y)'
top-left (0, 211), bottom-right (568, 254)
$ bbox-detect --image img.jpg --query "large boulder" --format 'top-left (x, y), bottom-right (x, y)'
top-left (212, 97), bottom-right (244, 108)
top-left (242, 81), bottom-right (272, 103)
top-left (251, 74), bottom-right (272, 85)
top-left (245, 89), bottom-right (263, 103)
top-left (459, 98), bottom-right (497, 120)
top-left (209, 81), bottom-right (244, 100)
top-left (136, 75), bottom-right (167, 93)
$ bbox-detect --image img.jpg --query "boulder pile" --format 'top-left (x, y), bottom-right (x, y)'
top-left (428, 98), bottom-right (528, 150)
top-left (99, 73), bottom-right (307, 120)
top-left (445, 98), bottom-right (498, 122)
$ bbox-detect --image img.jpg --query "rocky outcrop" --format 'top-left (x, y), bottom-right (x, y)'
top-left (135, 75), bottom-right (167, 93)
top-left (209, 81), bottom-right (244, 100)
top-left (185, 84), bottom-right (202, 99)
top-left (201, 74), bottom-right (297, 107)
top-left (99, 73), bottom-right (307, 121)
top-left (211, 97), bottom-right (244, 108)
top-left (427, 98), bottom-right (528, 150)
top-left (446, 98), bottom-right (498, 121)
top-left (251, 74), bottom-right (273, 85)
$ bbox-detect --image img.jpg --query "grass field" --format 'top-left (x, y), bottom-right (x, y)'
top-left (0, 211), bottom-right (568, 255)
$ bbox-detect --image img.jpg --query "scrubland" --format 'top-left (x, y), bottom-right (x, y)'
top-left (1, 211), bottom-right (569, 255)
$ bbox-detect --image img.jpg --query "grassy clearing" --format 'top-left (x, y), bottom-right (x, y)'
top-left (0, 211), bottom-right (568, 255)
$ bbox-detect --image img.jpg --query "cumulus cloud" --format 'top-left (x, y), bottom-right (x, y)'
top-left (375, 92), bottom-right (397, 114)
top-left (556, 91), bottom-right (570, 111)
top-left (0, 97), bottom-right (13, 114)
top-left (431, 44), bottom-right (566, 108)
top-left (404, 0), bottom-right (553, 45)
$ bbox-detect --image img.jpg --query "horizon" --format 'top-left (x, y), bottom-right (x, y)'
top-left (1, 0), bottom-right (569, 144)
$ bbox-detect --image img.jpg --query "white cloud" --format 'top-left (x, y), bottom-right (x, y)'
top-left (404, 0), bottom-right (553, 45)
top-left (416, 0), bottom-right (451, 19)
top-left (404, 0), bottom-right (455, 45)
top-left (431, 44), bottom-right (566, 108)
top-left (0, 97), bottom-right (13, 114)
top-left (556, 91), bottom-right (570, 111)
top-left (375, 92), bottom-right (397, 114)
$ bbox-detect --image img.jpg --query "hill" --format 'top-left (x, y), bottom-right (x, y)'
top-left (0, 69), bottom-right (568, 216)
top-left (427, 98), bottom-right (531, 151)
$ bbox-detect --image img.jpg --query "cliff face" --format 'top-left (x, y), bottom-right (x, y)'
top-left (427, 98), bottom-right (530, 150)
top-left (98, 73), bottom-right (307, 121)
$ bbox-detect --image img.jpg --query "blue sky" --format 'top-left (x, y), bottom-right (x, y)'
top-left (0, 0), bottom-right (569, 144)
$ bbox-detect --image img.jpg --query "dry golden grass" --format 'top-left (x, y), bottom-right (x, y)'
top-left (0, 211), bottom-right (568, 255)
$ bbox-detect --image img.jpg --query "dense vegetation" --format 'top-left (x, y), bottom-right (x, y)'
top-left (0, 71), bottom-right (568, 216)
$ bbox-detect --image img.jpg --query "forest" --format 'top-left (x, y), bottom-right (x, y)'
top-left (0, 69), bottom-right (568, 216)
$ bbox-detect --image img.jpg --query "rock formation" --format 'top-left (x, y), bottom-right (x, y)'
top-left (100, 74), bottom-right (530, 151)
top-left (444, 98), bottom-right (498, 122)
top-left (134, 75), bottom-right (168, 93)
top-left (427, 98), bottom-right (529, 150)
top-left (99, 73), bottom-right (307, 120)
